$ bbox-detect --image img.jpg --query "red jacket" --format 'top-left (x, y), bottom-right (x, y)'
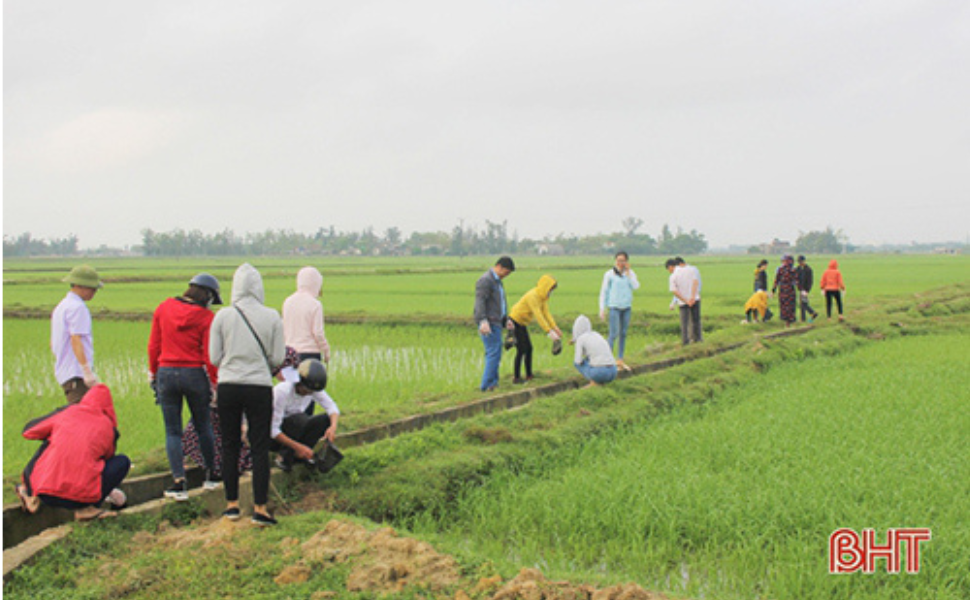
top-left (819, 260), bottom-right (845, 291)
top-left (148, 297), bottom-right (217, 382)
top-left (23, 384), bottom-right (119, 503)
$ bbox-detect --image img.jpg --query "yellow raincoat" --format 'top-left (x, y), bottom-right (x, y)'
top-left (510, 275), bottom-right (558, 332)
top-left (744, 290), bottom-right (769, 319)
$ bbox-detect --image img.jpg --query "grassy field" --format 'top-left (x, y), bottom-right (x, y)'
top-left (402, 334), bottom-right (970, 599)
top-left (4, 254), bottom-right (968, 481)
top-left (5, 254), bottom-right (968, 318)
top-left (4, 281), bottom-right (967, 599)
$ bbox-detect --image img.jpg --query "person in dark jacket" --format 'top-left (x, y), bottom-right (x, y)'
top-left (795, 256), bottom-right (819, 322)
top-left (16, 384), bottom-right (130, 521)
top-left (148, 273), bottom-right (223, 501)
top-left (753, 259), bottom-right (769, 292)
top-left (473, 256), bottom-right (515, 392)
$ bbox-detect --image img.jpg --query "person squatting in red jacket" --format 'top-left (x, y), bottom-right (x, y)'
top-left (16, 384), bottom-right (130, 521)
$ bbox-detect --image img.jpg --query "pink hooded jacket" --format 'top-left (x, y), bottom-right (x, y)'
top-left (282, 267), bottom-right (330, 360)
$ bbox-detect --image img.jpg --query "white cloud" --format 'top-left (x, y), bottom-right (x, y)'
top-left (10, 108), bottom-right (188, 174)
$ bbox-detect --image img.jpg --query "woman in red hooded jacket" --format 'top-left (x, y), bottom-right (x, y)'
top-left (819, 260), bottom-right (846, 320)
top-left (16, 384), bottom-right (130, 521)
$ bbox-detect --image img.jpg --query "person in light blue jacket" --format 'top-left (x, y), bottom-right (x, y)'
top-left (598, 251), bottom-right (639, 371)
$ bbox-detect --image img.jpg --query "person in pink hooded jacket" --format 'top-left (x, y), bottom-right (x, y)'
top-left (16, 384), bottom-right (130, 521)
top-left (283, 266), bottom-right (331, 364)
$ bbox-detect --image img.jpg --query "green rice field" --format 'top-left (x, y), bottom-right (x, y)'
top-left (403, 334), bottom-right (970, 599)
top-left (3, 254), bottom-right (969, 599)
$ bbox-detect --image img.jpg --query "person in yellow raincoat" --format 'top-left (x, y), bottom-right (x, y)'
top-left (509, 275), bottom-right (562, 383)
top-left (743, 290), bottom-right (773, 323)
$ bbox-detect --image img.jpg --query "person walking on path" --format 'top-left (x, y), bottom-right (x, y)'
top-left (283, 266), bottom-right (331, 364)
top-left (599, 251), bottom-right (640, 372)
top-left (473, 256), bottom-right (515, 392)
top-left (795, 256), bottom-right (820, 322)
top-left (148, 273), bottom-right (223, 501)
top-left (819, 259), bottom-right (847, 320)
top-left (509, 274), bottom-right (562, 384)
top-left (753, 259), bottom-right (769, 292)
top-left (772, 254), bottom-right (799, 327)
top-left (270, 359), bottom-right (340, 472)
top-left (209, 263), bottom-right (286, 527)
top-left (16, 384), bottom-right (130, 521)
top-left (570, 315), bottom-right (618, 388)
top-left (50, 265), bottom-right (103, 404)
top-left (666, 258), bottom-right (702, 345)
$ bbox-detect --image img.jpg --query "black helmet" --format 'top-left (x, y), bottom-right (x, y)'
top-left (189, 273), bottom-right (222, 305)
top-left (297, 359), bottom-right (327, 391)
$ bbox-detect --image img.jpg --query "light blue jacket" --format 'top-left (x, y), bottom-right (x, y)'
top-left (599, 269), bottom-right (640, 311)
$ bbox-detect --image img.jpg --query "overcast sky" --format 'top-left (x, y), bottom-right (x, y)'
top-left (4, 1), bottom-right (969, 249)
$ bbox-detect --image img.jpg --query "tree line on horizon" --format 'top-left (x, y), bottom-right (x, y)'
top-left (3, 221), bottom-right (862, 258)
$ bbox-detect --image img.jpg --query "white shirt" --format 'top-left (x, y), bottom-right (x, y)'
top-left (271, 381), bottom-right (340, 438)
top-left (669, 265), bottom-right (701, 306)
top-left (50, 291), bottom-right (93, 384)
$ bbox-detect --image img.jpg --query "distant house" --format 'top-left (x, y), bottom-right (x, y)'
top-left (760, 239), bottom-right (791, 255)
top-left (537, 243), bottom-right (565, 256)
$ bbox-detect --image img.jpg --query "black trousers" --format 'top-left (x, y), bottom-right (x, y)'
top-left (825, 291), bottom-right (843, 317)
top-left (218, 383), bottom-right (273, 506)
top-left (272, 413), bottom-right (332, 465)
top-left (513, 321), bottom-right (533, 379)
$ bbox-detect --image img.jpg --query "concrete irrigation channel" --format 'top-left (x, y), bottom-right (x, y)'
top-left (3, 326), bottom-right (813, 581)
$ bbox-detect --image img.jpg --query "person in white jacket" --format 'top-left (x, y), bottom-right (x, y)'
top-left (598, 251), bottom-right (639, 372)
top-left (570, 315), bottom-right (618, 388)
top-left (282, 266), bottom-right (331, 364)
top-left (209, 263), bottom-right (285, 527)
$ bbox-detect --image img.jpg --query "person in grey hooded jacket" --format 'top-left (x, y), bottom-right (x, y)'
top-left (209, 263), bottom-right (285, 526)
top-left (570, 315), bottom-right (618, 388)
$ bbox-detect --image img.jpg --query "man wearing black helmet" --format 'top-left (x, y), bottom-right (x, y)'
top-left (270, 359), bottom-right (340, 472)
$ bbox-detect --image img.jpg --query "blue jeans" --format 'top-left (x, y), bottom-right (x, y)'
top-left (575, 360), bottom-right (618, 384)
top-left (607, 307), bottom-right (632, 359)
top-left (480, 325), bottom-right (504, 390)
top-left (158, 367), bottom-right (215, 479)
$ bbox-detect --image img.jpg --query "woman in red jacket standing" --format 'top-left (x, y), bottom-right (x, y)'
top-left (819, 260), bottom-right (847, 320)
top-left (16, 384), bottom-right (129, 520)
top-left (148, 273), bottom-right (222, 500)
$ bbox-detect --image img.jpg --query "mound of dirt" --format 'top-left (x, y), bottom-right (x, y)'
top-left (490, 569), bottom-right (669, 600)
top-left (299, 519), bottom-right (461, 593)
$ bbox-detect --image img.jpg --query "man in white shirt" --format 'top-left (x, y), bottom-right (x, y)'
top-left (50, 265), bottom-right (103, 403)
top-left (270, 359), bottom-right (340, 471)
top-left (666, 257), bottom-right (703, 345)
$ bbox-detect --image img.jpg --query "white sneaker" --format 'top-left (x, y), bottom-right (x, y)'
top-left (164, 480), bottom-right (188, 501)
top-left (105, 488), bottom-right (127, 508)
top-left (203, 470), bottom-right (222, 490)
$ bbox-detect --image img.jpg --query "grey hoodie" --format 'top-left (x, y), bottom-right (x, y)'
top-left (209, 263), bottom-right (286, 386)
top-left (572, 315), bottom-right (616, 367)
